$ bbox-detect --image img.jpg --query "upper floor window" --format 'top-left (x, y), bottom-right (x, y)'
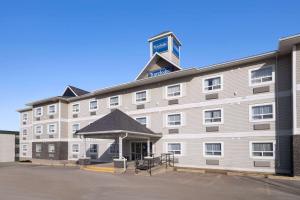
top-left (203, 109), bottom-right (223, 125)
top-left (109, 96), bottom-right (120, 108)
top-left (249, 66), bottom-right (274, 86)
top-left (167, 113), bottom-right (182, 127)
top-left (22, 113), bottom-right (28, 122)
top-left (72, 123), bottom-right (80, 134)
top-left (36, 144), bottom-right (42, 153)
top-left (203, 75), bottom-right (223, 93)
top-left (22, 144), bottom-right (28, 152)
top-left (34, 107), bottom-right (43, 117)
top-left (204, 142), bottom-right (223, 157)
top-left (72, 103), bottom-right (80, 113)
top-left (48, 144), bottom-right (55, 153)
top-left (48, 124), bottom-right (56, 134)
top-left (167, 143), bottom-right (181, 155)
top-left (166, 84), bottom-right (182, 98)
top-left (72, 144), bottom-right (80, 153)
top-left (135, 117), bottom-right (147, 126)
top-left (89, 144), bottom-right (98, 153)
top-left (89, 100), bottom-right (98, 111)
top-left (135, 90), bottom-right (147, 103)
top-left (251, 142), bottom-right (274, 158)
top-left (34, 125), bottom-right (43, 135)
top-left (22, 129), bottom-right (28, 136)
top-left (48, 104), bottom-right (56, 115)
top-left (250, 103), bottom-right (275, 122)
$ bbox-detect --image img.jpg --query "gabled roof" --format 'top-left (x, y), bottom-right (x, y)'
top-left (77, 109), bottom-right (160, 137)
top-left (135, 52), bottom-right (182, 80)
top-left (62, 85), bottom-right (89, 97)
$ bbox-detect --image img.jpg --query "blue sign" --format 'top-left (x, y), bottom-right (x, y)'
top-left (148, 66), bottom-right (173, 77)
top-left (152, 37), bottom-right (168, 54)
top-left (172, 38), bottom-right (180, 58)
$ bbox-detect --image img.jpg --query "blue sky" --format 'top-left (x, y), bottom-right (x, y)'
top-left (0, 0), bottom-right (299, 131)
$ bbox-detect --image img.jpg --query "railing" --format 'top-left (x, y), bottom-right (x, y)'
top-left (160, 152), bottom-right (175, 168)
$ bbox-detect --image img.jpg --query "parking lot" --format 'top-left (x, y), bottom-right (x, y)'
top-left (0, 163), bottom-right (300, 200)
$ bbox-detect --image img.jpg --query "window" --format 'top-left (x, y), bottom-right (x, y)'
top-left (167, 113), bottom-right (182, 126)
top-left (250, 66), bottom-right (274, 86)
top-left (22, 145), bottom-right (28, 152)
top-left (109, 143), bottom-right (119, 154)
top-left (203, 109), bottom-right (223, 124)
top-left (72, 144), bottom-right (80, 153)
top-left (22, 129), bottom-right (28, 136)
top-left (89, 100), bottom-right (98, 111)
top-left (203, 76), bottom-right (222, 92)
top-left (166, 84), bottom-right (181, 98)
top-left (135, 91), bottom-right (147, 103)
top-left (250, 103), bottom-right (275, 122)
top-left (22, 113), bottom-right (28, 122)
top-left (48, 144), bottom-right (55, 153)
top-left (135, 117), bottom-right (147, 126)
top-left (72, 124), bottom-right (80, 135)
top-left (48, 124), bottom-right (56, 134)
top-left (204, 143), bottom-right (223, 157)
top-left (167, 143), bottom-right (181, 155)
top-left (89, 144), bottom-right (98, 153)
top-left (48, 104), bottom-right (56, 115)
top-left (36, 144), bottom-right (42, 153)
top-left (72, 103), bottom-right (80, 113)
top-left (34, 125), bottom-right (43, 135)
top-left (251, 142), bottom-right (274, 158)
top-left (34, 107), bottom-right (43, 117)
top-left (109, 96), bottom-right (120, 107)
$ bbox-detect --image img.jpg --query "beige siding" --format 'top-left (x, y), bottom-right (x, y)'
top-left (0, 134), bottom-right (15, 162)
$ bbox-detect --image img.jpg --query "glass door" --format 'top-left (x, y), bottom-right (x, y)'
top-left (131, 142), bottom-right (152, 160)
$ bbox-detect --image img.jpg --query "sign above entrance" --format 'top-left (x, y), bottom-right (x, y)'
top-left (148, 66), bottom-right (173, 78)
top-left (172, 38), bottom-right (180, 58)
top-left (152, 37), bottom-right (168, 54)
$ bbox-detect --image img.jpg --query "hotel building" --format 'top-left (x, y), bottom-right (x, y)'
top-left (18, 31), bottom-right (300, 176)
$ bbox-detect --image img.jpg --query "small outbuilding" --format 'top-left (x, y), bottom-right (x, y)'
top-left (0, 130), bottom-right (19, 162)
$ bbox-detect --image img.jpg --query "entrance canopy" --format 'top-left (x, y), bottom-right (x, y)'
top-left (76, 109), bottom-right (161, 139)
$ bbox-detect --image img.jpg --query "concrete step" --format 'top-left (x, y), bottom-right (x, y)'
top-left (81, 165), bottom-right (115, 173)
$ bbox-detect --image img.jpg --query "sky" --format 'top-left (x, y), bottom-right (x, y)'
top-left (0, 0), bottom-right (299, 131)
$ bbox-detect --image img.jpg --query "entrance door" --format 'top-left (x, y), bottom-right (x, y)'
top-left (131, 142), bottom-right (152, 160)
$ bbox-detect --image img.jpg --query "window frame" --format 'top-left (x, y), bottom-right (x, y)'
top-left (36, 144), bottom-right (42, 153)
top-left (48, 144), bottom-right (55, 153)
top-left (72, 123), bottom-right (80, 134)
top-left (22, 113), bottom-right (28, 122)
top-left (89, 144), bottom-right (98, 154)
top-left (166, 112), bottom-right (184, 127)
top-left (249, 102), bottom-right (275, 123)
top-left (165, 83), bottom-right (183, 99)
top-left (249, 141), bottom-right (275, 159)
top-left (203, 108), bottom-right (224, 125)
top-left (47, 124), bottom-right (57, 135)
top-left (47, 104), bottom-right (57, 115)
top-left (134, 90), bottom-right (149, 104)
top-left (89, 99), bottom-right (98, 111)
top-left (34, 125), bottom-right (43, 135)
top-left (22, 129), bottom-right (28, 136)
top-left (108, 95), bottom-right (121, 108)
top-left (34, 107), bottom-right (43, 117)
top-left (72, 103), bottom-right (80, 114)
top-left (166, 142), bottom-right (183, 156)
top-left (248, 65), bottom-right (275, 87)
top-left (72, 144), bottom-right (80, 154)
top-left (202, 74), bottom-right (223, 93)
top-left (203, 142), bottom-right (224, 158)
top-left (134, 116), bottom-right (150, 128)
top-left (22, 144), bottom-right (28, 152)
top-left (108, 143), bottom-right (119, 154)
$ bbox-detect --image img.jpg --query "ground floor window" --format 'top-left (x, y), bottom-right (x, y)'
top-left (109, 143), bottom-right (119, 154)
top-left (89, 144), bottom-right (98, 153)
top-left (36, 144), bottom-right (42, 153)
top-left (167, 143), bottom-right (181, 155)
top-left (72, 144), bottom-right (79, 153)
top-left (251, 142), bottom-right (274, 158)
top-left (204, 143), bottom-right (223, 157)
top-left (48, 144), bottom-right (55, 153)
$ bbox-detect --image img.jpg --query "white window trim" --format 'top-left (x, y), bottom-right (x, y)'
top-left (34, 107), bottom-right (43, 117)
top-left (72, 143), bottom-right (80, 154)
top-left (249, 141), bottom-right (275, 160)
top-left (89, 99), bottom-right (99, 111)
top-left (72, 103), bottom-right (80, 114)
top-left (203, 108), bottom-right (224, 125)
top-left (133, 90), bottom-right (150, 104)
top-left (165, 112), bottom-right (185, 128)
top-left (165, 142), bottom-right (184, 156)
top-left (107, 143), bottom-right (119, 155)
top-left (47, 124), bottom-right (57, 135)
top-left (202, 74), bottom-right (223, 93)
top-left (48, 144), bottom-right (55, 153)
top-left (248, 65), bottom-right (275, 87)
top-left (249, 102), bottom-right (275, 123)
top-left (203, 142), bottom-right (224, 158)
top-left (22, 113), bottom-right (28, 122)
top-left (34, 125), bottom-right (43, 135)
top-left (36, 144), bottom-right (42, 153)
top-left (22, 129), bottom-right (28, 136)
top-left (165, 83), bottom-right (183, 99)
top-left (89, 144), bottom-right (98, 154)
top-left (108, 95), bottom-right (122, 108)
top-left (72, 123), bottom-right (80, 134)
top-left (134, 116), bottom-right (151, 128)
top-left (22, 144), bottom-right (28, 152)
top-left (47, 104), bottom-right (57, 115)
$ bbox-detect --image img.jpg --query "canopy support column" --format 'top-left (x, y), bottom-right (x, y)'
top-left (118, 136), bottom-right (123, 160)
top-left (147, 138), bottom-right (151, 157)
